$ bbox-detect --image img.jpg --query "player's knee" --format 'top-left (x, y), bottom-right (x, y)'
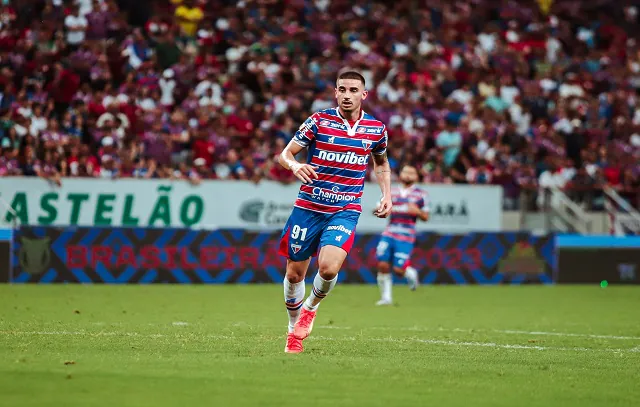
top-left (317, 259), bottom-right (340, 280)
top-left (287, 272), bottom-right (305, 284)
top-left (285, 270), bottom-right (304, 284)
top-left (377, 262), bottom-right (390, 274)
top-left (285, 262), bottom-right (306, 283)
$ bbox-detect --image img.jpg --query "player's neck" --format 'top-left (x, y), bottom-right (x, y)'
top-left (338, 106), bottom-right (361, 122)
top-left (401, 183), bottom-right (414, 189)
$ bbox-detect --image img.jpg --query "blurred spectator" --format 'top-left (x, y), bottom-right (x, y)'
top-left (436, 118), bottom-right (462, 168)
top-left (188, 157), bottom-right (209, 185)
top-left (99, 154), bottom-right (119, 179)
top-left (174, 0), bottom-right (204, 38)
top-left (65, 5), bottom-right (88, 48)
top-left (466, 160), bottom-right (493, 185)
top-left (567, 166), bottom-right (600, 209)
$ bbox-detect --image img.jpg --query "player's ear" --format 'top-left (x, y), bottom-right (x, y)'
top-left (362, 89), bottom-right (368, 100)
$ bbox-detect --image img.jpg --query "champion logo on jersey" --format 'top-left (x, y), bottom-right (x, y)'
top-left (291, 244), bottom-right (302, 253)
top-left (362, 139), bottom-right (372, 150)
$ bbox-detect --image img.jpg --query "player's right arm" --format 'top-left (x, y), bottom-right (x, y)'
top-left (407, 203), bottom-right (429, 221)
top-left (407, 192), bottom-right (430, 221)
top-left (278, 114), bottom-right (319, 184)
top-left (279, 141), bottom-right (319, 184)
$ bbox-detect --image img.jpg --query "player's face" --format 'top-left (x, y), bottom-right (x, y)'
top-left (400, 166), bottom-right (419, 185)
top-left (335, 78), bottom-right (367, 114)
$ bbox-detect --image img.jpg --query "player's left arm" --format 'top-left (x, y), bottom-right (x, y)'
top-left (371, 127), bottom-right (392, 218)
top-left (417, 209), bottom-right (429, 222)
top-left (414, 199), bottom-right (430, 222)
top-left (417, 191), bottom-right (431, 222)
top-left (407, 193), bottom-right (429, 221)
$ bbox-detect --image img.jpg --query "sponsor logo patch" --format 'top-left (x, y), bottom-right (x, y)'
top-left (326, 224), bottom-right (353, 235)
top-left (317, 150), bottom-right (368, 165)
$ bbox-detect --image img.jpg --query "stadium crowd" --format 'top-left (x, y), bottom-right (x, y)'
top-left (0, 0), bottom-right (638, 210)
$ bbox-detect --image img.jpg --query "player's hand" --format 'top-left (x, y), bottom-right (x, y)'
top-left (406, 203), bottom-right (421, 216)
top-left (374, 196), bottom-right (393, 218)
top-left (290, 162), bottom-right (319, 184)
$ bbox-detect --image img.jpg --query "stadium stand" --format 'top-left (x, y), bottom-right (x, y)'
top-left (0, 0), bottom-right (638, 210)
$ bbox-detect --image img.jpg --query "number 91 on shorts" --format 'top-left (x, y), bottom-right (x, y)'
top-left (278, 207), bottom-right (360, 261)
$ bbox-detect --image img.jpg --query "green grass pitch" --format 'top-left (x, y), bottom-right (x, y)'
top-left (1, 285), bottom-right (639, 407)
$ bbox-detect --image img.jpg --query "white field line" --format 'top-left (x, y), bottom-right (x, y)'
top-left (311, 336), bottom-right (640, 353)
top-left (492, 329), bottom-right (640, 341)
top-left (86, 322), bottom-right (640, 341)
top-left (1, 330), bottom-right (639, 353)
top-left (315, 326), bottom-right (640, 341)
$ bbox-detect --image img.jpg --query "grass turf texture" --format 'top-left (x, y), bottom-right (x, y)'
top-left (1, 285), bottom-right (639, 407)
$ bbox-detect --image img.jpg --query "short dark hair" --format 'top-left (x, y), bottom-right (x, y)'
top-left (337, 69), bottom-right (365, 87)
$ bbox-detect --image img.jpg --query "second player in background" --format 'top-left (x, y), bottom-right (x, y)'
top-left (375, 165), bottom-right (429, 305)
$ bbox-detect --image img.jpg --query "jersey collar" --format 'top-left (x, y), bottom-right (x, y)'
top-left (336, 107), bottom-right (364, 137)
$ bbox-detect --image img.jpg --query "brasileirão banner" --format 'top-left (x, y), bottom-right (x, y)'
top-left (7, 227), bottom-right (554, 285)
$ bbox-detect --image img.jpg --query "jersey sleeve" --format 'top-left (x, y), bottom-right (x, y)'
top-left (372, 126), bottom-right (388, 155)
top-left (420, 191), bottom-right (430, 212)
top-left (292, 114), bottom-right (319, 148)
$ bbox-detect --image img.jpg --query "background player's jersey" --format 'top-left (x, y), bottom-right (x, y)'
top-left (292, 107), bottom-right (387, 214)
top-left (381, 185), bottom-right (429, 243)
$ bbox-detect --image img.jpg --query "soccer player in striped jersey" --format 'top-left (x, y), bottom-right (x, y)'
top-left (375, 165), bottom-right (429, 305)
top-left (277, 68), bottom-right (392, 353)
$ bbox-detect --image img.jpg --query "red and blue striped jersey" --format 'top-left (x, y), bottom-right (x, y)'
top-left (382, 185), bottom-right (429, 243)
top-left (292, 107), bottom-right (388, 214)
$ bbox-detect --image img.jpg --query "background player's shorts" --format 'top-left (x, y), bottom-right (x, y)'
top-left (278, 207), bottom-right (360, 261)
top-left (376, 235), bottom-right (413, 269)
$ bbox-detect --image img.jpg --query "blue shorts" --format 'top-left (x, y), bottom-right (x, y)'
top-left (278, 207), bottom-right (360, 261)
top-left (376, 235), bottom-right (414, 269)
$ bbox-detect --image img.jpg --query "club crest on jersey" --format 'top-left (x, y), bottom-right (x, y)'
top-left (291, 244), bottom-right (302, 254)
top-left (362, 139), bottom-right (373, 150)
